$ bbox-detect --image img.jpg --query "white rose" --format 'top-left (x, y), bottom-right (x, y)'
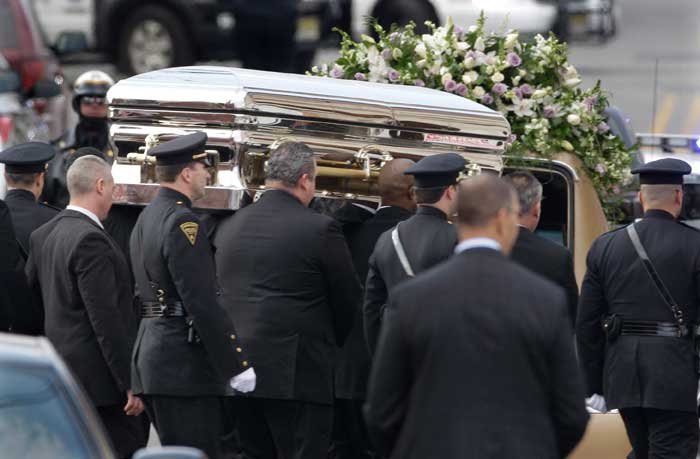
top-left (485, 66), bottom-right (494, 75)
top-left (567, 114), bottom-right (581, 125)
top-left (519, 69), bottom-right (527, 77)
top-left (415, 43), bottom-right (427, 58)
top-left (504, 33), bottom-right (519, 49)
top-left (416, 59), bottom-right (427, 68)
top-left (532, 89), bottom-right (547, 99)
top-left (564, 77), bottom-right (582, 88)
top-left (463, 57), bottom-right (476, 69)
top-left (468, 25), bottom-right (478, 33)
top-left (392, 48), bottom-right (403, 59)
top-left (491, 72), bottom-right (504, 83)
top-left (441, 73), bottom-right (453, 85)
top-left (474, 36), bottom-right (485, 52)
top-left (472, 86), bottom-right (486, 98)
top-left (485, 54), bottom-right (498, 66)
top-left (361, 34), bottom-right (376, 44)
top-left (456, 42), bottom-right (470, 52)
top-left (511, 76), bottom-right (521, 86)
top-left (461, 71), bottom-right (478, 84)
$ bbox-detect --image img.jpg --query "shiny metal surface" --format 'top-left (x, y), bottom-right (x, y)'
top-left (108, 66), bottom-right (511, 209)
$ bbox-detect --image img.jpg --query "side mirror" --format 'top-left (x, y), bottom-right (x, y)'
top-left (133, 446), bottom-right (208, 459)
top-left (28, 79), bottom-right (62, 99)
top-left (0, 70), bottom-right (21, 94)
top-left (53, 31), bottom-right (88, 56)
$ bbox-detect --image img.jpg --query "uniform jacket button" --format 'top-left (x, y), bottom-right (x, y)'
top-left (242, 361), bottom-right (249, 367)
top-left (230, 334), bottom-right (236, 340)
top-left (236, 347), bottom-right (242, 353)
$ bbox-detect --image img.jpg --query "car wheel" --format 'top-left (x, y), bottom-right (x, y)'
top-left (371, 0), bottom-right (439, 36)
top-left (117, 5), bottom-right (195, 75)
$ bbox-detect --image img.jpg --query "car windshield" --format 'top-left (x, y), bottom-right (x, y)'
top-left (0, 363), bottom-right (91, 459)
top-left (0, 0), bottom-right (18, 49)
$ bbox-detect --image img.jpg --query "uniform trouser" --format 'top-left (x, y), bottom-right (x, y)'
top-left (142, 395), bottom-right (222, 459)
top-left (97, 404), bottom-right (148, 459)
top-left (235, 397), bottom-right (333, 459)
top-left (620, 407), bottom-right (699, 459)
top-left (329, 398), bottom-right (375, 459)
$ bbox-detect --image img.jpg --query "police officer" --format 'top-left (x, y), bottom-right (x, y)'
top-left (129, 132), bottom-right (256, 459)
top-left (0, 142), bottom-right (59, 255)
top-left (363, 153), bottom-right (464, 354)
top-left (44, 70), bottom-right (115, 208)
top-left (577, 158), bottom-right (700, 459)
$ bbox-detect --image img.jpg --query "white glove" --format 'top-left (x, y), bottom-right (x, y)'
top-left (586, 393), bottom-right (607, 413)
top-left (230, 367), bottom-right (257, 393)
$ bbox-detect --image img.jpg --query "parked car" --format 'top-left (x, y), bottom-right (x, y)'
top-left (0, 332), bottom-right (205, 459)
top-left (0, 0), bottom-right (70, 141)
top-left (31, 0), bottom-right (332, 75)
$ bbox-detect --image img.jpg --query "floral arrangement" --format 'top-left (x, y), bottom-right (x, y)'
top-left (310, 14), bottom-right (632, 219)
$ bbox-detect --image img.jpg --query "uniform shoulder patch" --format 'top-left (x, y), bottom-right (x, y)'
top-left (179, 222), bottom-right (199, 246)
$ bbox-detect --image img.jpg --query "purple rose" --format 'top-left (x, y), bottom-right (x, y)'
top-left (543, 105), bottom-right (558, 118)
top-left (387, 69), bottom-right (400, 82)
top-left (508, 134), bottom-right (517, 143)
top-left (481, 93), bottom-right (494, 105)
top-left (382, 48), bottom-right (392, 60)
top-left (454, 26), bottom-right (465, 39)
top-left (330, 65), bottom-right (344, 79)
top-left (597, 121), bottom-right (610, 133)
top-left (388, 32), bottom-right (400, 43)
top-left (595, 163), bottom-right (607, 174)
top-left (513, 87), bottom-right (523, 99)
top-left (445, 80), bottom-right (457, 92)
top-left (520, 83), bottom-right (533, 95)
top-left (354, 72), bottom-right (367, 81)
top-left (584, 96), bottom-right (598, 111)
top-left (506, 52), bottom-right (522, 67)
top-left (414, 79), bottom-right (426, 87)
top-left (455, 83), bottom-right (468, 96)
top-left (492, 83), bottom-right (507, 96)
top-left (465, 50), bottom-right (477, 60)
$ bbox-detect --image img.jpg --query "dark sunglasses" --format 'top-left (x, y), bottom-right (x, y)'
top-left (81, 96), bottom-right (106, 105)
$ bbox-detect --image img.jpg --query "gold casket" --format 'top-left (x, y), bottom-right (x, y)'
top-left (107, 66), bottom-right (510, 208)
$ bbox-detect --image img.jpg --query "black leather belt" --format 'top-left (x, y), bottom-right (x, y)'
top-left (141, 301), bottom-right (185, 318)
top-left (621, 320), bottom-right (688, 338)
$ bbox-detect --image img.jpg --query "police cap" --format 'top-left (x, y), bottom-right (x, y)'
top-left (150, 132), bottom-right (211, 166)
top-left (403, 153), bottom-right (467, 188)
top-left (0, 142), bottom-right (55, 173)
top-left (631, 158), bottom-right (692, 185)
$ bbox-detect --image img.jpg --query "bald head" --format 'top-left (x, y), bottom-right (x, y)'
top-left (378, 158), bottom-right (416, 211)
top-left (456, 174), bottom-right (520, 254)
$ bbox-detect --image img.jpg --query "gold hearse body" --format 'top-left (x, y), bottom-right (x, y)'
top-left (107, 66), bottom-right (625, 457)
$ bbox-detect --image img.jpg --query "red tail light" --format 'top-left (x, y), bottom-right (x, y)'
top-left (20, 58), bottom-right (45, 93)
top-left (0, 116), bottom-right (13, 145)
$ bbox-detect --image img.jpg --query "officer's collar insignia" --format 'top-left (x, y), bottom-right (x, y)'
top-left (180, 222), bottom-right (199, 246)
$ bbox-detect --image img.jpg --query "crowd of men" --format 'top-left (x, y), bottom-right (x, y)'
top-left (1, 78), bottom-right (700, 459)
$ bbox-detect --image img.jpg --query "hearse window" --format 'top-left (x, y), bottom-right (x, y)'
top-left (681, 183), bottom-right (700, 228)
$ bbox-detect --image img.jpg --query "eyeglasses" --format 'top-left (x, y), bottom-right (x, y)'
top-left (81, 96), bottom-right (106, 105)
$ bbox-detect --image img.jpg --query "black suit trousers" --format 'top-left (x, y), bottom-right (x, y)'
top-left (329, 398), bottom-right (375, 459)
top-left (97, 404), bottom-right (148, 459)
top-left (620, 408), bottom-right (699, 459)
top-left (143, 395), bottom-right (223, 459)
top-left (236, 397), bottom-right (332, 459)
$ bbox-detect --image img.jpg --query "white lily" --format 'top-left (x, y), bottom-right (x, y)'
top-left (509, 97), bottom-right (535, 117)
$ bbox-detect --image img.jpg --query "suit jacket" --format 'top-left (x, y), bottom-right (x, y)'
top-left (130, 187), bottom-right (248, 396)
top-left (214, 189), bottom-right (361, 404)
top-left (26, 210), bottom-right (137, 406)
top-left (364, 205), bottom-right (457, 354)
top-left (334, 205), bottom-right (413, 399)
top-left (577, 209), bottom-right (700, 412)
top-left (365, 248), bottom-right (589, 459)
top-left (510, 226), bottom-right (579, 326)
top-left (0, 200), bottom-right (28, 332)
top-left (4, 189), bottom-right (59, 254)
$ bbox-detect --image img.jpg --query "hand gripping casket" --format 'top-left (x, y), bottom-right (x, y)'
top-left (107, 66), bottom-right (511, 208)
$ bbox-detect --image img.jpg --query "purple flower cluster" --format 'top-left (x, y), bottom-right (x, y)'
top-left (595, 163), bottom-right (607, 174)
top-left (381, 48), bottom-right (392, 60)
top-left (584, 96), bottom-right (599, 111)
top-left (506, 52), bottom-right (522, 67)
top-left (444, 80), bottom-right (457, 92)
top-left (388, 32), bottom-right (400, 44)
top-left (492, 83), bottom-right (507, 96)
top-left (455, 83), bottom-right (468, 96)
top-left (520, 84), bottom-right (533, 95)
top-left (330, 65), bottom-right (343, 79)
top-left (387, 69), bottom-right (400, 82)
top-left (481, 93), bottom-right (494, 105)
top-left (597, 121), bottom-right (610, 133)
top-left (414, 79), bottom-right (425, 87)
top-left (354, 73), bottom-right (366, 81)
top-left (543, 106), bottom-right (558, 118)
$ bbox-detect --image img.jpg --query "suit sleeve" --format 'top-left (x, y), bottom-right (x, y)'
top-left (562, 250), bottom-right (579, 328)
top-left (363, 293), bottom-right (410, 456)
top-left (72, 233), bottom-right (132, 392)
top-left (546, 288), bottom-right (589, 457)
top-left (363, 249), bottom-right (387, 356)
top-left (165, 212), bottom-right (248, 378)
top-left (576, 243), bottom-right (608, 396)
top-left (321, 219), bottom-right (361, 347)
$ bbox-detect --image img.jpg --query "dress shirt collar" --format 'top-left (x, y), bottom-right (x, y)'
top-left (352, 202), bottom-right (376, 214)
top-left (66, 205), bottom-right (104, 229)
top-left (454, 237), bottom-right (502, 255)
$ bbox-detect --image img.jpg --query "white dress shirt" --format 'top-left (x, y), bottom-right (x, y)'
top-left (66, 205), bottom-right (104, 229)
top-left (454, 237), bottom-right (502, 255)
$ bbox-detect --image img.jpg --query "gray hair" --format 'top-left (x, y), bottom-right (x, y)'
top-left (265, 142), bottom-right (316, 187)
top-left (67, 155), bottom-right (112, 197)
top-left (640, 184), bottom-right (681, 207)
top-left (503, 171), bottom-right (543, 215)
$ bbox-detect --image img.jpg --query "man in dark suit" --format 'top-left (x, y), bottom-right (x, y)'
top-left (577, 158), bottom-right (700, 459)
top-left (363, 153), bottom-right (464, 354)
top-left (0, 142), bottom-right (59, 255)
top-left (129, 133), bottom-right (253, 459)
top-left (365, 174), bottom-right (589, 459)
top-left (214, 141), bottom-right (361, 459)
top-left (505, 171), bottom-right (579, 326)
top-left (0, 199), bottom-right (26, 332)
top-left (330, 158), bottom-right (415, 459)
top-left (25, 155), bottom-right (146, 458)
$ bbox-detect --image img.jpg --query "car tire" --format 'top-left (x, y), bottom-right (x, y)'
top-left (117, 5), bottom-right (195, 75)
top-left (370, 0), bottom-right (439, 36)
